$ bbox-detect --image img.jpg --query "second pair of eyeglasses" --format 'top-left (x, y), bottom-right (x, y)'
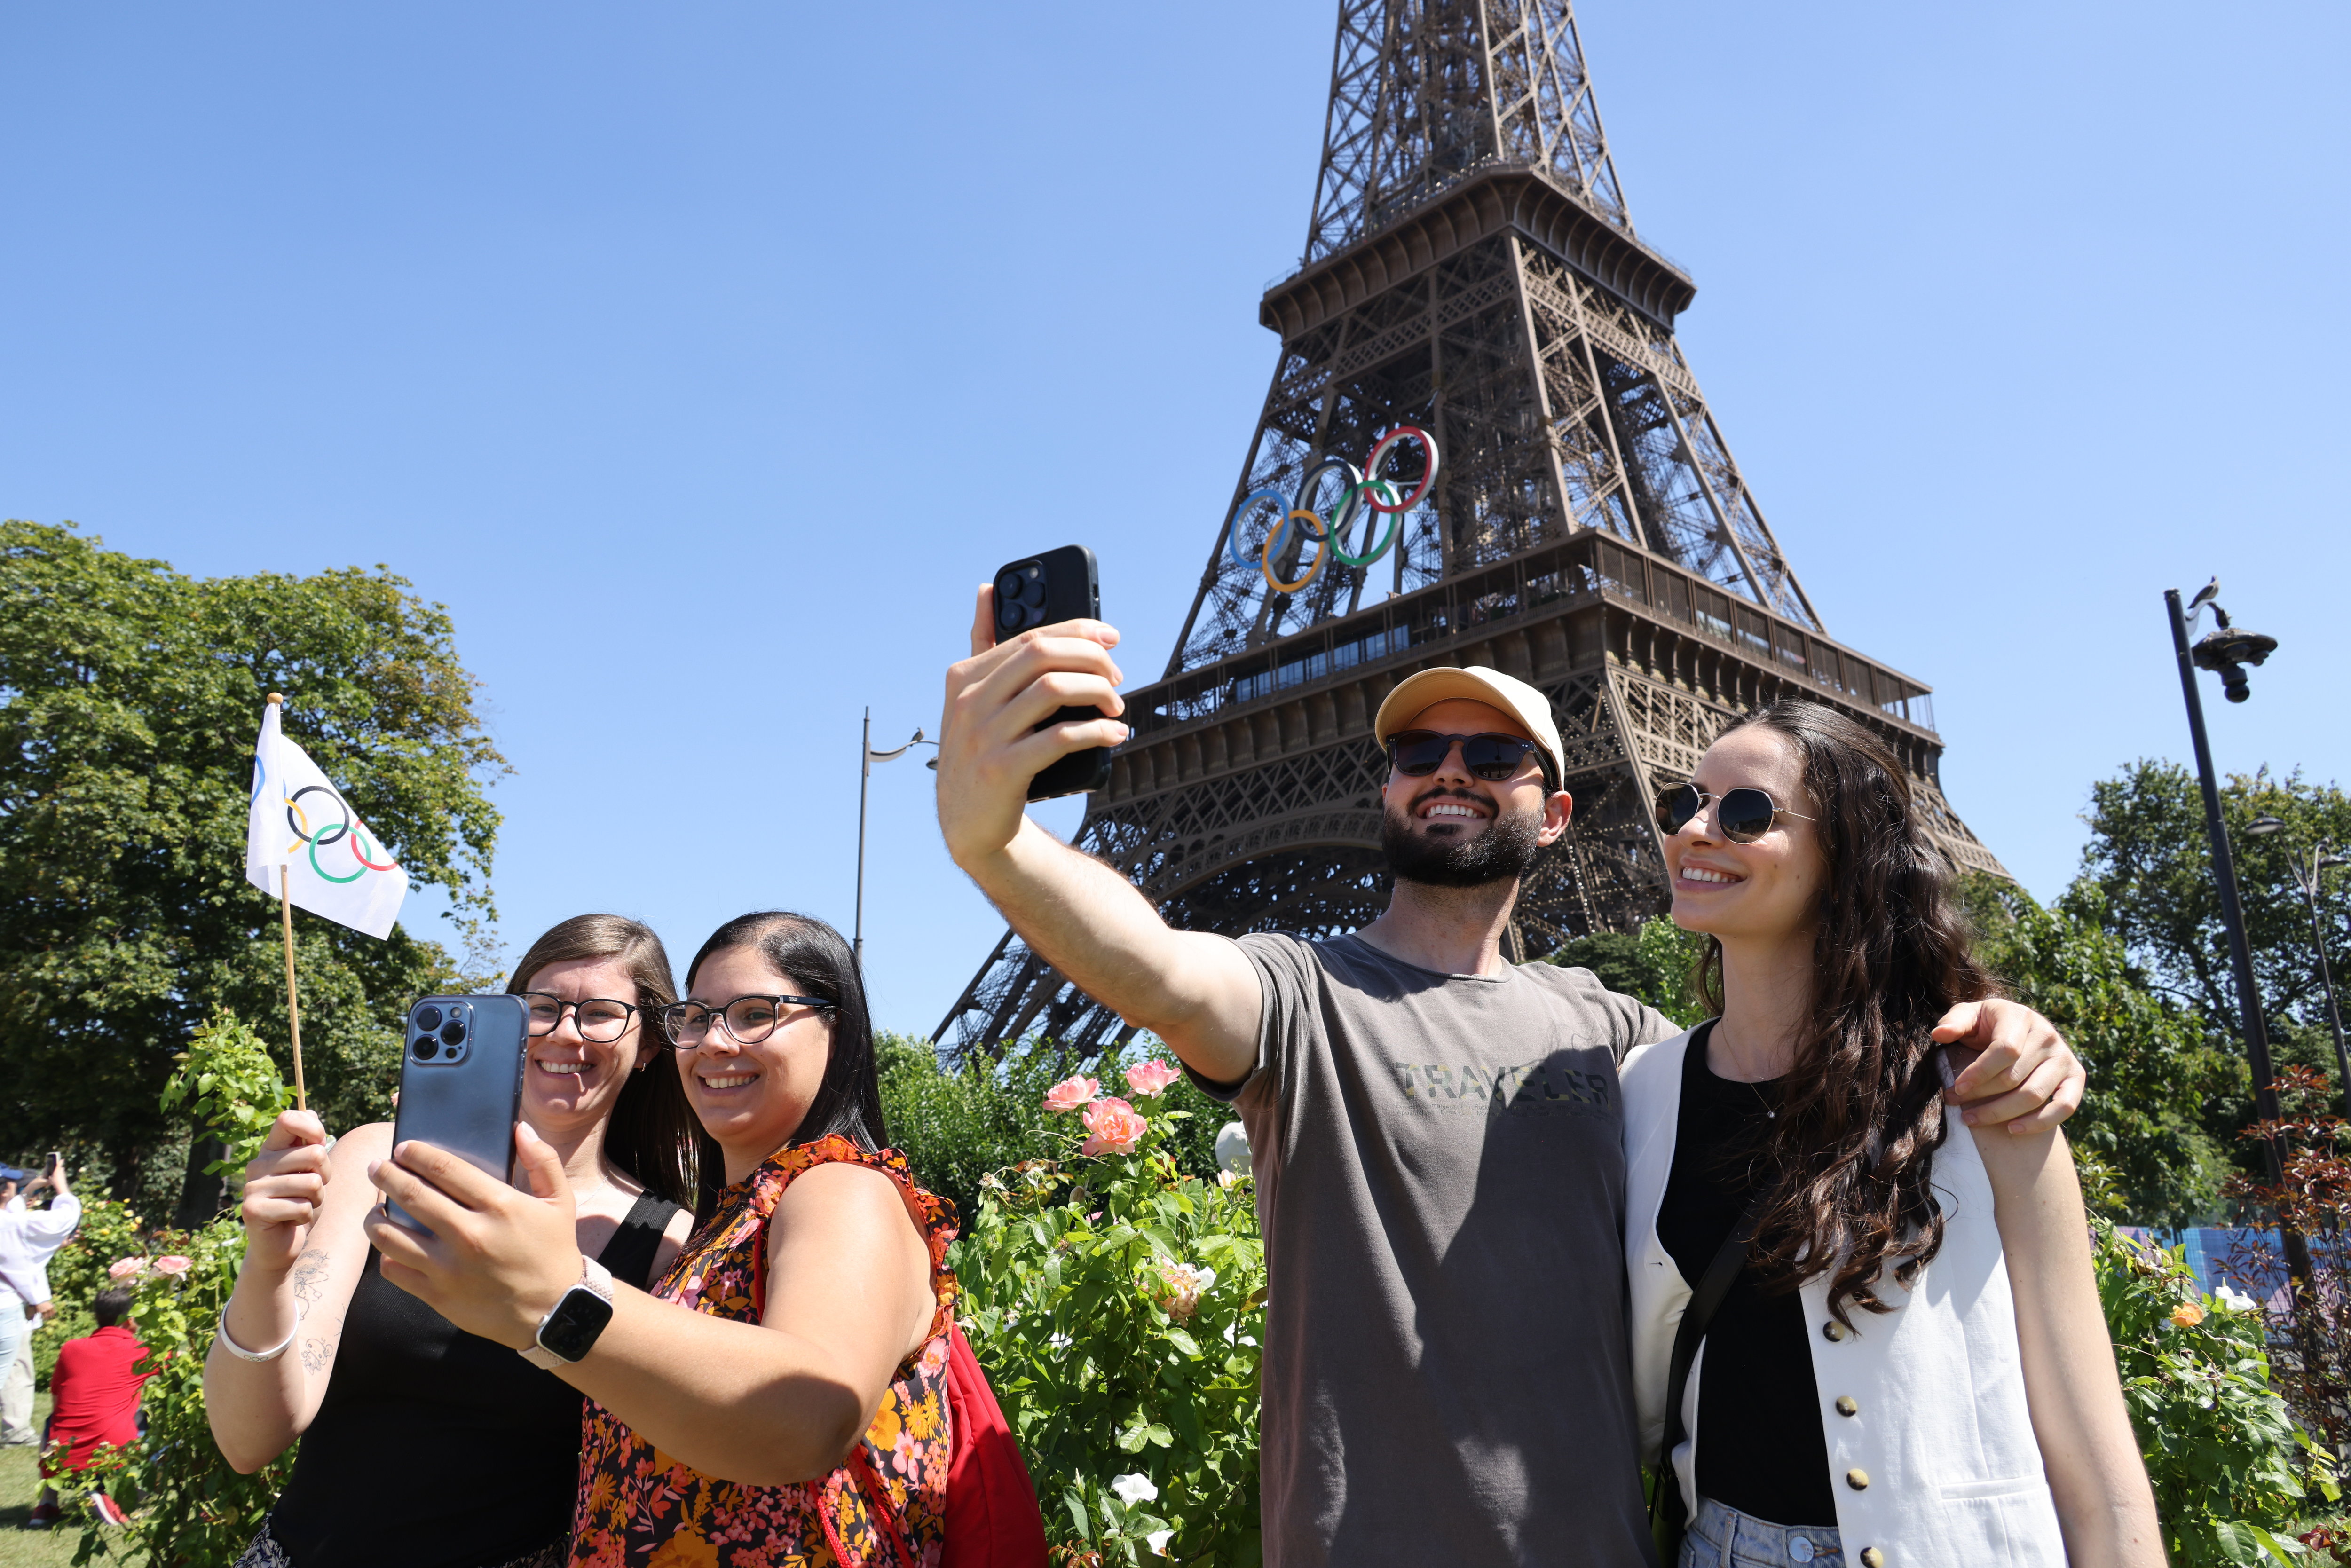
top-left (521, 993), bottom-right (835, 1048)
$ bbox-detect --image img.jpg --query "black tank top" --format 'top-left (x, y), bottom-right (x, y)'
top-left (267, 1190), bottom-right (683, 1567)
top-left (1654, 1024), bottom-right (1838, 1528)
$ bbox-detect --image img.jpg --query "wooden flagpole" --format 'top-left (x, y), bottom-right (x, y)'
top-left (268, 693), bottom-right (308, 1112)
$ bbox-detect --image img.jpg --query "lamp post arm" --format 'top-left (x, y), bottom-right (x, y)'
top-left (2299, 854), bottom-right (2351, 1124)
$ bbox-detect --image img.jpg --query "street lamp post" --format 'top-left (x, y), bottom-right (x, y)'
top-left (2244, 815), bottom-right (2351, 1123)
top-left (2164, 581), bottom-right (2309, 1287)
top-left (855, 708), bottom-right (937, 971)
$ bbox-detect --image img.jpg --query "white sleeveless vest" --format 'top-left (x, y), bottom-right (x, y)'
top-left (1621, 1028), bottom-right (2066, 1568)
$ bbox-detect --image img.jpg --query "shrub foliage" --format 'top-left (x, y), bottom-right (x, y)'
top-left (956, 1064), bottom-right (1267, 1566)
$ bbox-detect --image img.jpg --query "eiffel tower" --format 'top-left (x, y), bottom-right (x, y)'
top-left (935, 0), bottom-right (2004, 1055)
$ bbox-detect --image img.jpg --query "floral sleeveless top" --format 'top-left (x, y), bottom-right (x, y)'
top-left (570, 1136), bottom-right (958, 1568)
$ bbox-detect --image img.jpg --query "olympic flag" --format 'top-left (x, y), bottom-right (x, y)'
top-left (244, 701), bottom-right (409, 940)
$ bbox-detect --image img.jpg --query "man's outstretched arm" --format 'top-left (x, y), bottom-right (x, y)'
top-left (937, 587), bottom-right (1262, 1086)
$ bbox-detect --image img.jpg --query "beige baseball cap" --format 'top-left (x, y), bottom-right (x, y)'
top-left (1373, 665), bottom-right (1564, 786)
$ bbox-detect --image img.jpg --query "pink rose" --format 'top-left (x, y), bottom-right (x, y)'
top-left (106, 1257), bottom-right (147, 1280)
top-left (1079, 1096), bottom-right (1148, 1157)
top-left (154, 1255), bottom-right (194, 1277)
top-left (1123, 1059), bottom-right (1183, 1099)
top-left (1042, 1075), bottom-right (1100, 1115)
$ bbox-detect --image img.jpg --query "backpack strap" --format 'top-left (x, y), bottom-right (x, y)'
top-left (1651, 1185), bottom-right (1770, 1548)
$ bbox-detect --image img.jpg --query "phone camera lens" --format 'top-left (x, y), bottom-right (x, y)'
top-left (1020, 578), bottom-right (1047, 609)
top-left (440, 1018), bottom-right (467, 1046)
top-left (415, 1005), bottom-right (442, 1032)
top-left (994, 568), bottom-right (1026, 603)
top-left (414, 1036), bottom-right (440, 1060)
top-left (996, 600), bottom-right (1022, 631)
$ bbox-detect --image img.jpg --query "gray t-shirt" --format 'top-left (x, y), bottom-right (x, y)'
top-left (1203, 931), bottom-right (1678, 1568)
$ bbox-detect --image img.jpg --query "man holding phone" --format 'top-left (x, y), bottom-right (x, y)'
top-left (935, 589), bottom-right (2088, 1568)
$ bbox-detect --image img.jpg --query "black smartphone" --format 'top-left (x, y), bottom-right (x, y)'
top-left (991, 544), bottom-right (1114, 802)
top-left (385, 994), bottom-right (530, 1235)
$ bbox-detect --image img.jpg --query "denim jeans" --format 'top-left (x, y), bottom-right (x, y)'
top-left (1679, 1495), bottom-right (1844, 1567)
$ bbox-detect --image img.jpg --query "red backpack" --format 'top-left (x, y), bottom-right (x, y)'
top-left (845, 1322), bottom-right (1049, 1568)
top-left (940, 1322), bottom-right (1050, 1566)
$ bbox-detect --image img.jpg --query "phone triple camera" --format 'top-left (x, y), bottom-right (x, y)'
top-left (994, 561), bottom-right (1050, 635)
top-left (410, 1001), bottom-right (470, 1064)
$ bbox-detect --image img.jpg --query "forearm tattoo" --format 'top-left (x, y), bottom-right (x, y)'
top-left (288, 1248), bottom-right (331, 1317)
top-left (286, 1246), bottom-right (344, 1382)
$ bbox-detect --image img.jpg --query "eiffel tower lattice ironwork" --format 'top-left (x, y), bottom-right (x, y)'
top-left (934, 0), bottom-right (2004, 1055)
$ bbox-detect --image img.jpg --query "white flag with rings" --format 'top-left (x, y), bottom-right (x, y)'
top-left (245, 702), bottom-right (410, 939)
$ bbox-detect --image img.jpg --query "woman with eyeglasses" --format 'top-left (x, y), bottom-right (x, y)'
top-left (1622, 700), bottom-right (2161, 1568)
top-left (207, 914), bottom-right (704, 1568)
top-left (362, 910), bottom-right (959, 1568)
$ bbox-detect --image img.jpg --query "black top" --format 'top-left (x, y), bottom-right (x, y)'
top-left (1654, 1025), bottom-right (1838, 1529)
top-left (268, 1190), bottom-right (683, 1568)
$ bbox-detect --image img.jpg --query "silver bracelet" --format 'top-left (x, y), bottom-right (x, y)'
top-left (213, 1314), bottom-right (299, 1363)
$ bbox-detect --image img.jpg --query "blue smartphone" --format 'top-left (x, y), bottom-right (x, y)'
top-left (385, 994), bottom-right (529, 1235)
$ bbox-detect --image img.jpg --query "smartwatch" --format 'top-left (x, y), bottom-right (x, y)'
top-left (520, 1254), bottom-right (615, 1369)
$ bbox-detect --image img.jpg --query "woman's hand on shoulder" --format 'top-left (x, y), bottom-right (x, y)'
top-left (363, 1122), bottom-right (583, 1352)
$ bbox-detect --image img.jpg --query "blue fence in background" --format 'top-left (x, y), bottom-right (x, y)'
top-left (2118, 1227), bottom-right (2290, 1300)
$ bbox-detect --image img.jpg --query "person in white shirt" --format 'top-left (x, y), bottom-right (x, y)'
top-left (0, 1156), bottom-right (82, 1446)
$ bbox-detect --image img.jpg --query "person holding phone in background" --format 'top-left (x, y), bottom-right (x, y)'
top-left (1623, 702), bottom-right (2162, 1568)
top-left (364, 911), bottom-right (959, 1568)
top-left (0, 1155), bottom-right (79, 1447)
top-left (205, 914), bottom-right (701, 1568)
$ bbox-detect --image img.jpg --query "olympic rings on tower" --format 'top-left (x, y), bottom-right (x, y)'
top-left (1223, 427), bottom-right (1439, 596)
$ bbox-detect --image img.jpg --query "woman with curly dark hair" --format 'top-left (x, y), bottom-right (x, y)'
top-left (1623, 700), bottom-right (2160, 1568)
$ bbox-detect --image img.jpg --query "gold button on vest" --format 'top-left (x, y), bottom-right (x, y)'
top-left (1846, 1468), bottom-right (1870, 1490)
top-left (1822, 1321), bottom-right (1847, 1342)
top-left (1835, 1395), bottom-right (1858, 1416)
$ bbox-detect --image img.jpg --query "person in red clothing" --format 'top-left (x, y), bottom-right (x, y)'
top-left (28, 1288), bottom-right (154, 1528)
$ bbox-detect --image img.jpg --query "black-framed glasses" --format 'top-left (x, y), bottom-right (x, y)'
top-left (1386, 730), bottom-right (1545, 783)
top-left (1653, 784), bottom-right (1815, 844)
top-left (657, 994), bottom-right (835, 1048)
top-left (521, 993), bottom-right (639, 1043)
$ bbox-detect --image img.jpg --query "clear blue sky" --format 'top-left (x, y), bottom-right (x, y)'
top-left (5, 2), bottom-right (2343, 1039)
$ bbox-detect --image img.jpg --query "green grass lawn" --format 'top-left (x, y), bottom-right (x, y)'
top-left (0, 1393), bottom-right (140, 1568)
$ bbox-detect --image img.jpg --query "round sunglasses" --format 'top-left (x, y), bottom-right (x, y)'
top-left (1654, 783), bottom-right (1815, 844)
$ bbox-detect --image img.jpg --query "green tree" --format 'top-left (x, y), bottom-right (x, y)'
top-left (0, 519), bottom-right (504, 1217)
top-left (1963, 875), bottom-right (2234, 1227)
top-left (1545, 915), bottom-right (1709, 1028)
top-left (2079, 762), bottom-right (2351, 1043)
top-left (2072, 762), bottom-right (2351, 1182)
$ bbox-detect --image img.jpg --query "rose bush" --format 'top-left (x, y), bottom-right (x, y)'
top-left (50, 1008), bottom-right (296, 1564)
top-left (958, 1064), bottom-right (1266, 1565)
top-left (2086, 1158), bottom-right (2337, 1567)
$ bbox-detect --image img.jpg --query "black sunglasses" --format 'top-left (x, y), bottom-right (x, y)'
top-left (1386, 730), bottom-right (1547, 783)
top-left (1654, 783), bottom-right (1815, 844)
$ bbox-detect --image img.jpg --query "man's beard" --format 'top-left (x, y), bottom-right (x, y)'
top-left (1380, 794), bottom-right (1543, 889)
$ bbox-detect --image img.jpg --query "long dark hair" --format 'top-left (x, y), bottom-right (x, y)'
top-left (505, 914), bottom-right (716, 1214)
top-left (1697, 700), bottom-right (2000, 1325)
top-left (683, 911), bottom-right (888, 1168)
